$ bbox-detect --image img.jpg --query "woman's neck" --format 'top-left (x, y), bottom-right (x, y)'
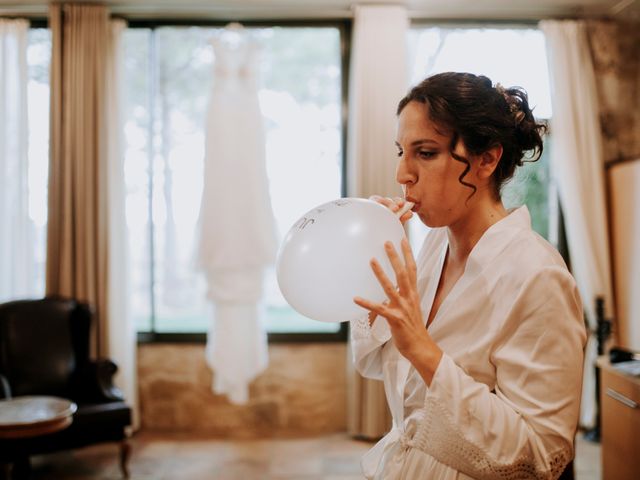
top-left (446, 196), bottom-right (508, 265)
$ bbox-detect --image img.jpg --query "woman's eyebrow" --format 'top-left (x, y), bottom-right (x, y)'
top-left (395, 139), bottom-right (440, 147)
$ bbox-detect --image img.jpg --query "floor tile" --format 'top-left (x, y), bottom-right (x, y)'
top-left (24, 431), bottom-right (600, 480)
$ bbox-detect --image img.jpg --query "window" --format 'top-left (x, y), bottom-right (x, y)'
top-left (406, 26), bottom-right (553, 249)
top-left (122, 24), bottom-right (346, 340)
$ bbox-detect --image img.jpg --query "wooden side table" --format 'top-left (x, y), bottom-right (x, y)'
top-left (0, 396), bottom-right (77, 479)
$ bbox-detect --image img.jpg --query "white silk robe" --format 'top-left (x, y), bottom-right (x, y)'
top-left (351, 206), bottom-right (587, 480)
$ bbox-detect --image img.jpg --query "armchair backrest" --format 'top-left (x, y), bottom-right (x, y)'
top-left (0, 297), bottom-right (92, 397)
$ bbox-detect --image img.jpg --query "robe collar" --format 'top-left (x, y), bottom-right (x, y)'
top-left (430, 205), bottom-right (532, 327)
top-left (464, 205), bottom-right (532, 277)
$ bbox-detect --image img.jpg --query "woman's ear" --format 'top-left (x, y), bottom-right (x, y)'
top-left (477, 145), bottom-right (503, 180)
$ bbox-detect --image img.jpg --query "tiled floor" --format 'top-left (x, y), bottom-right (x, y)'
top-left (23, 431), bottom-right (601, 480)
top-left (574, 434), bottom-right (602, 480)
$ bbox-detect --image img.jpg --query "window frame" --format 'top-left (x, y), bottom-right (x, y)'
top-left (124, 18), bottom-right (351, 344)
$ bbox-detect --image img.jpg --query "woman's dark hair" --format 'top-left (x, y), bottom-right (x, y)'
top-left (397, 72), bottom-right (547, 199)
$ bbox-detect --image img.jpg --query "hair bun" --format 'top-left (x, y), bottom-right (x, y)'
top-left (514, 110), bottom-right (526, 125)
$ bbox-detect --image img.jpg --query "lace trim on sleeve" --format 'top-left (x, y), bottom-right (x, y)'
top-left (351, 315), bottom-right (373, 340)
top-left (412, 396), bottom-right (572, 480)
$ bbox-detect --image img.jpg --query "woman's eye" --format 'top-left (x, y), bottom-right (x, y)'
top-left (419, 150), bottom-right (436, 159)
top-left (396, 150), bottom-right (403, 157)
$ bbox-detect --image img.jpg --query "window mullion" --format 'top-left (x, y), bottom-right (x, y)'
top-left (148, 28), bottom-right (158, 334)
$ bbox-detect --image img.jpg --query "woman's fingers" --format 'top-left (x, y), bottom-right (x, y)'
top-left (399, 211), bottom-right (413, 224)
top-left (378, 197), bottom-right (400, 213)
top-left (370, 195), bottom-right (403, 212)
top-left (353, 296), bottom-right (395, 321)
top-left (353, 295), bottom-right (378, 313)
top-left (394, 196), bottom-right (413, 225)
top-left (369, 258), bottom-right (401, 302)
top-left (369, 195), bottom-right (413, 224)
top-left (392, 196), bottom-right (405, 206)
top-left (401, 237), bottom-right (418, 286)
top-left (364, 241), bottom-right (416, 304)
top-left (384, 241), bottom-right (411, 295)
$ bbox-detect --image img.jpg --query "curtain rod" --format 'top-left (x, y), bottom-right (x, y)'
top-left (23, 16), bottom-right (620, 29)
top-left (3, 6), bottom-right (630, 24)
top-left (14, 10), bottom-right (635, 29)
top-left (23, 16), bottom-right (549, 28)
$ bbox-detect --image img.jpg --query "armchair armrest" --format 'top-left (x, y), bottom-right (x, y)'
top-left (0, 374), bottom-right (11, 399)
top-left (72, 359), bottom-right (125, 403)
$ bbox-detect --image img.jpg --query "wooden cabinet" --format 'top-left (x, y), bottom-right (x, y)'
top-left (608, 159), bottom-right (640, 350)
top-left (598, 358), bottom-right (640, 479)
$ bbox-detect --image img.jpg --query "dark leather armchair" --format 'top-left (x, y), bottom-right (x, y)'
top-left (0, 297), bottom-right (132, 478)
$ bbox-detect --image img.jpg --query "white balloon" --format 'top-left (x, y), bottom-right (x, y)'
top-left (276, 198), bottom-right (406, 323)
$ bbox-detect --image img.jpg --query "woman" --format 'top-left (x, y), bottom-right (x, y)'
top-left (351, 72), bottom-right (586, 480)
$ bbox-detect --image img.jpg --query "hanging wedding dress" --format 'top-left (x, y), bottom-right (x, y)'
top-left (196, 27), bottom-right (277, 404)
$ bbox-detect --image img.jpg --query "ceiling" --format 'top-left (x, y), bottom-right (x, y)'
top-left (0, 0), bottom-right (639, 20)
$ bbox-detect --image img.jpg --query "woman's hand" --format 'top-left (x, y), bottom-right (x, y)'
top-left (354, 237), bottom-right (443, 385)
top-left (365, 195), bottom-right (412, 327)
top-left (369, 195), bottom-right (413, 225)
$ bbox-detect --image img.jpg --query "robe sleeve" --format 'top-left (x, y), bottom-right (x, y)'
top-left (350, 315), bottom-right (392, 381)
top-left (414, 266), bottom-right (587, 480)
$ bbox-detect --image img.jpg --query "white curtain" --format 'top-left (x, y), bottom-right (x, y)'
top-left (0, 19), bottom-right (35, 302)
top-left (540, 20), bottom-right (614, 429)
top-left (105, 18), bottom-right (139, 430)
top-left (346, 4), bottom-right (409, 439)
top-left (347, 5), bottom-right (408, 200)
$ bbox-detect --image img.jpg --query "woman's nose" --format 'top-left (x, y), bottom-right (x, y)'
top-left (396, 156), bottom-right (416, 185)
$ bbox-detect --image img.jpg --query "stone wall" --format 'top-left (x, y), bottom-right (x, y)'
top-left (587, 19), bottom-right (640, 163)
top-left (137, 343), bottom-right (347, 437)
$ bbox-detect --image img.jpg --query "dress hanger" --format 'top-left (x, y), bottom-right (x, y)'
top-left (224, 22), bottom-right (244, 32)
top-left (218, 22), bottom-right (246, 49)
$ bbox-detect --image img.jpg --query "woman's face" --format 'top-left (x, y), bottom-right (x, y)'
top-left (396, 101), bottom-right (479, 228)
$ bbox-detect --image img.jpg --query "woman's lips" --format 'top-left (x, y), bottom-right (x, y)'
top-left (405, 196), bottom-right (419, 212)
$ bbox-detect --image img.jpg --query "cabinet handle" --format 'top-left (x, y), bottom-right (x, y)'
top-left (606, 388), bottom-right (638, 409)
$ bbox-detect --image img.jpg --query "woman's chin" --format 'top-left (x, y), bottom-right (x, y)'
top-left (417, 209), bottom-right (453, 229)
top-left (417, 212), bottom-right (440, 228)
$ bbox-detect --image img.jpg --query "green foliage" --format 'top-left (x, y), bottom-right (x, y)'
top-left (157, 27), bottom-right (214, 127)
top-left (502, 137), bottom-right (551, 239)
top-left (260, 27), bottom-right (340, 105)
top-left (124, 26), bottom-right (341, 145)
top-left (27, 29), bottom-right (51, 84)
